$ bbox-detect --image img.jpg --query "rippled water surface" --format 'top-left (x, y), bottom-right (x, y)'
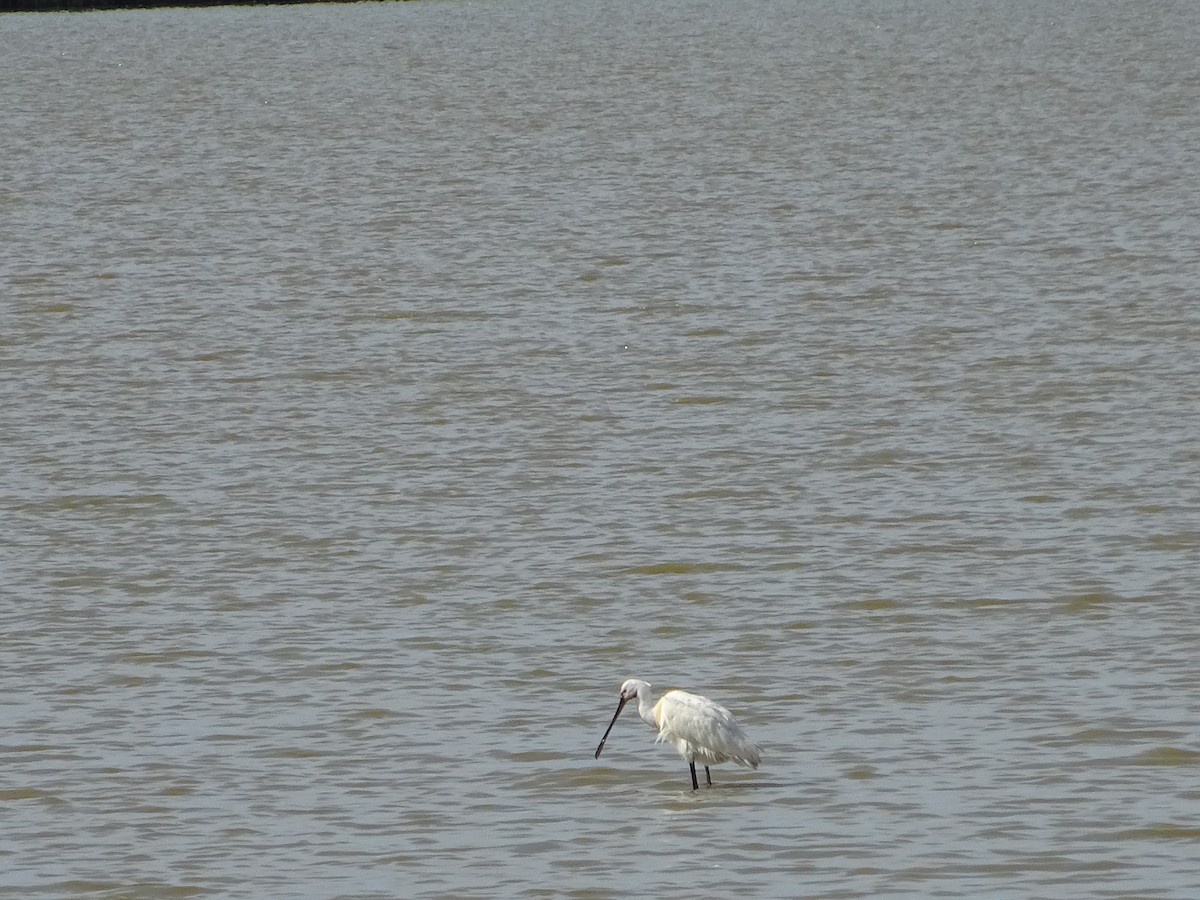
top-left (3, 0), bottom-right (1200, 896)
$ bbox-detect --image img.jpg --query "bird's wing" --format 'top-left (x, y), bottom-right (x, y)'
top-left (655, 689), bottom-right (762, 768)
top-left (656, 689), bottom-right (738, 727)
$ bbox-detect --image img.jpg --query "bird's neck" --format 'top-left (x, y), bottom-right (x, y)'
top-left (636, 688), bottom-right (658, 727)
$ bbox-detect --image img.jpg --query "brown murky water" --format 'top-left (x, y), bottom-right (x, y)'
top-left (4, 0), bottom-right (1199, 896)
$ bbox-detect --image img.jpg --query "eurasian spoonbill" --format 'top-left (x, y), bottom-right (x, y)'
top-left (594, 678), bottom-right (762, 790)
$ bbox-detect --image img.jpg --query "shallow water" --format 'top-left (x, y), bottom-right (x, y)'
top-left (3, 0), bottom-right (1200, 896)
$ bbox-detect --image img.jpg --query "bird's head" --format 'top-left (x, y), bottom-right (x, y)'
top-left (595, 679), bottom-right (652, 760)
top-left (620, 678), bottom-right (650, 701)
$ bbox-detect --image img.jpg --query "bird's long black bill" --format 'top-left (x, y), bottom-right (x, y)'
top-left (594, 696), bottom-right (629, 759)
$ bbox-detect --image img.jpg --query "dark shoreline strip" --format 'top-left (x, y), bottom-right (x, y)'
top-left (2, 0), bottom-right (406, 11)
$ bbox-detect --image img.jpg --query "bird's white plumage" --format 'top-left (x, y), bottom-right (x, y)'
top-left (594, 677), bottom-right (762, 788)
top-left (653, 689), bottom-right (761, 769)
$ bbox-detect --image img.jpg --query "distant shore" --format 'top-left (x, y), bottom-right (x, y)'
top-left (2, 0), bottom-right (405, 11)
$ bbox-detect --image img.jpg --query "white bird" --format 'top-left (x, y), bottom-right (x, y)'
top-left (594, 678), bottom-right (763, 790)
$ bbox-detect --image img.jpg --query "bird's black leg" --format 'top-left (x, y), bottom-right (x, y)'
top-left (705, 766), bottom-right (712, 787)
top-left (689, 761), bottom-right (699, 790)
